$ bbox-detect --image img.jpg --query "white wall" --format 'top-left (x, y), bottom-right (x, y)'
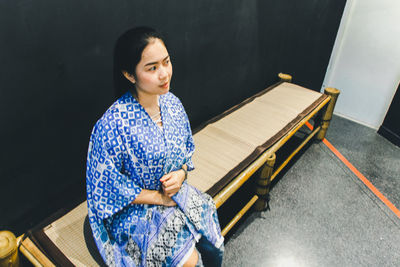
top-left (323, 0), bottom-right (400, 129)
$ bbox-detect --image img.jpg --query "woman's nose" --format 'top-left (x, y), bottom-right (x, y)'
top-left (158, 66), bottom-right (168, 80)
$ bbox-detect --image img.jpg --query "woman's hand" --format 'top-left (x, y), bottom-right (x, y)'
top-left (160, 169), bottom-right (186, 197)
top-left (131, 189), bottom-right (176, 206)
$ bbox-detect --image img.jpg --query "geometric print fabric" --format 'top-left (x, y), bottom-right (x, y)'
top-left (86, 91), bottom-right (222, 266)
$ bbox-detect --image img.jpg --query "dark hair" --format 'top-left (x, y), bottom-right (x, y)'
top-left (113, 26), bottom-right (166, 98)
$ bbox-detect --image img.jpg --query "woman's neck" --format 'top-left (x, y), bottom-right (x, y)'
top-left (136, 91), bottom-right (162, 127)
top-left (135, 90), bottom-right (159, 112)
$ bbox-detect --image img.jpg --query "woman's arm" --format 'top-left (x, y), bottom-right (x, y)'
top-left (87, 119), bottom-right (145, 219)
top-left (131, 189), bottom-right (176, 206)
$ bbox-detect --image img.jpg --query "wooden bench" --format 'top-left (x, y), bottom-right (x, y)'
top-left (17, 73), bottom-right (339, 266)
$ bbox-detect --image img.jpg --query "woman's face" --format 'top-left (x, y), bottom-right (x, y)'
top-left (132, 38), bottom-right (173, 97)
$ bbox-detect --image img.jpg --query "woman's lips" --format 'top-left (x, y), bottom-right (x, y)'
top-left (160, 82), bottom-right (169, 89)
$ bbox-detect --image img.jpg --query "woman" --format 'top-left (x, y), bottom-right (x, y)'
top-left (86, 27), bottom-right (224, 267)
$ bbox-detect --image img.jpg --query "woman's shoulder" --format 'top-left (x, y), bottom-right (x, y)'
top-left (162, 91), bottom-right (184, 109)
top-left (92, 92), bottom-right (136, 134)
top-left (163, 91), bottom-right (179, 102)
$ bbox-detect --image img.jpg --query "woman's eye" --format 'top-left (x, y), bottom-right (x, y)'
top-left (148, 66), bottom-right (157, 71)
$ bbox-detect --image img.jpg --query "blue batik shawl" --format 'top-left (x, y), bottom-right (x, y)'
top-left (86, 91), bottom-right (224, 266)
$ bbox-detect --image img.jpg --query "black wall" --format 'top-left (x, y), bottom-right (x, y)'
top-left (0, 0), bottom-right (346, 234)
top-left (379, 83), bottom-right (400, 147)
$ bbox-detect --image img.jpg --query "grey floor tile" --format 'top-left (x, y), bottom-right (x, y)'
top-left (326, 115), bottom-right (400, 208)
top-left (223, 141), bottom-right (400, 266)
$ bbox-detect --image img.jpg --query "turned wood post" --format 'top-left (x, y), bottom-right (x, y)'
top-left (0, 231), bottom-right (19, 267)
top-left (254, 153), bottom-right (276, 211)
top-left (278, 73), bottom-right (292, 82)
top-left (316, 87), bottom-right (340, 140)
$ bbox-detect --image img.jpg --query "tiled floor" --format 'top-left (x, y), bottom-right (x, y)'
top-left (223, 115), bottom-right (400, 266)
top-left (325, 115), bottom-right (400, 209)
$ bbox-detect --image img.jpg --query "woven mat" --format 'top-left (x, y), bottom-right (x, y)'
top-left (43, 202), bottom-right (99, 267)
top-left (187, 82), bottom-right (322, 192)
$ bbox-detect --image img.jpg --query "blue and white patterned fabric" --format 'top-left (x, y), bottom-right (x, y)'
top-left (86, 91), bottom-right (224, 266)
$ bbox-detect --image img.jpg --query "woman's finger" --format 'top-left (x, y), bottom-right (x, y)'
top-left (162, 174), bottom-right (179, 187)
top-left (162, 179), bottom-right (173, 188)
top-left (160, 173), bottom-right (172, 182)
top-left (163, 184), bottom-right (177, 193)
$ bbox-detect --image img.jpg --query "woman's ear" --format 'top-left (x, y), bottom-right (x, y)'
top-left (122, 70), bottom-right (136, 84)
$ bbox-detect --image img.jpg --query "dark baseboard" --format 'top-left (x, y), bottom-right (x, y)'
top-left (378, 125), bottom-right (400, 147)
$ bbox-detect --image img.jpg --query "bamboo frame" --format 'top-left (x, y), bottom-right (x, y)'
top-left (278, 73), bottom-right (292, 82)
top-left (221, 195), bottom-right (259, 236)
top-left (268, 97), bottom-right (331, 155)
top-left (0, 231), bottom-right (19, 267)
top-left (254, 153), bottom-right (276, 211)
top-left (213, 147), bottom-right (277, 209)
top-left (18, 236), bottom-right (55, 267)
top-left (270, 125), bottom-right (321, 182)
top-left (213, 74), bottom-right (335, 233)
top-left (213, 94), bottom-right (330, 209)
top-left (217, 126), bottom-right (323, 234)
top-left (317, 87), bottom-right (340, 140)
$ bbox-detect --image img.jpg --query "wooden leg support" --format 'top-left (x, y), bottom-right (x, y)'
top-left (0, 231), bottom-right (19, 267)
top-left (316, 87), bottom-right (340, 141)
top-left (278, 73), bottom-right (292, 82)
top-left (254, 153), bottom-right (276, 211)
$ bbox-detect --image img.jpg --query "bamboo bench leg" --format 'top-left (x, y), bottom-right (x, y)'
top-left (254, 153), bottom-right (276, 211)
top-left (0, 231), bottom-right (19, 267)
top-left (316, 87), bottom-right (340, 140)
top-left (278, 73), bottom-right (292, 82)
